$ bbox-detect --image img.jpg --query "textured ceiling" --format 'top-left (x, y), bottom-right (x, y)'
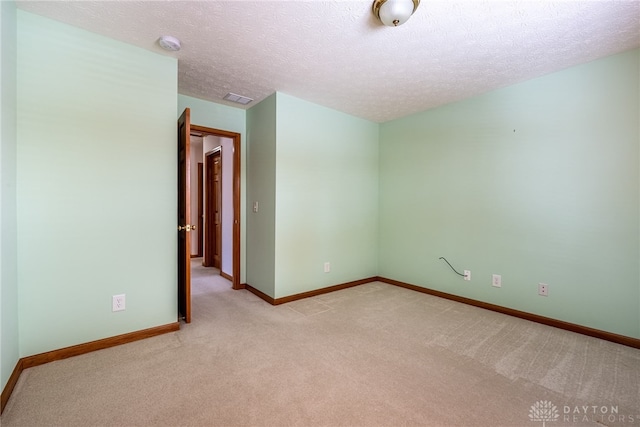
top-left (16, 0), bottom-right (640, 123)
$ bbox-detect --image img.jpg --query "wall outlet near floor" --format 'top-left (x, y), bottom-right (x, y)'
top-left (324, 262), bottom-right (330, 273)
top-left (112, 294), bottom-right (126, 311)
top-left (538, 283), bottom-right (549, 297)
top-left (464, 270), bottom-right (471, 281)
top-left (492, 274), bottom-right (502, 288)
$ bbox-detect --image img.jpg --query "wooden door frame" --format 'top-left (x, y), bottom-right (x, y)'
top-left (191, 124), bottom-right (242, 290)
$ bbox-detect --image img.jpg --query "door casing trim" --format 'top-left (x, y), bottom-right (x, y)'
top-left (191, 124), bottom-right (242, 290)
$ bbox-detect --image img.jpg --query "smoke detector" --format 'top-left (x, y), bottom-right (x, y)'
top-left (158, 36), bottom-right (181, 51)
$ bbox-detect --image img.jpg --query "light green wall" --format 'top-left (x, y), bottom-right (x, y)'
top-left (246, 93), bottom-right (277, 297)
top-left (274, 93), bottom-right (379, 298)
top-left (179, 95), bottom-right (245, 135)
top-left (1, 0), bottom-right (18, 392)
top-left (379, 49), bottom-right (640, 338)
top-left (177, 94), bottom-right (247, 283)
top-left (17, 11), bottom-right (178, 356)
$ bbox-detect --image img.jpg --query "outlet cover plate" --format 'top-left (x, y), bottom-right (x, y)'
top-left (492, 274), bottom-right (502, 288)
top-left (112, 294), bottom-right (126, 311)
top-left (538, 283), bottom-right (548, 297)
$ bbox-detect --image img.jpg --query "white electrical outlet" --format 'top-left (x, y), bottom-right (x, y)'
top-left (538, 283), bottom-right (549, 297)
top-left (492, 274), bottom-right (502, 288)
top-left (464, 270), bottom-right (471, 281)
top-left (112, 294), bottom-right (126, 312)
top-left (324, 262), bottom-right (330, 273)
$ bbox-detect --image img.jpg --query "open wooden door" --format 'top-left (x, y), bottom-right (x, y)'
top-left (204, 149), bottom-right (222, 269)
top-left (212, 152), bottom-right (222, 268)
top-left (177, 108), bottom-right (192, 323)
top-left (197, 163), bottom-right (204, 258)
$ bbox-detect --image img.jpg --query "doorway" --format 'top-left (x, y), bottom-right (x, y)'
top-left (178, 110), bottom-right (242, 324)
top-left (190, 124), bottom-right (241, 290)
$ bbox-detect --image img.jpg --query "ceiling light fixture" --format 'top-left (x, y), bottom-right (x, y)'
top-left (158, 35), bottom-right (181, 51)
top-left (372, 0), bottom-right (420, 27)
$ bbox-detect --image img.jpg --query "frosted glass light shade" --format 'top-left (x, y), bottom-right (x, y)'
top-left (373, 0), bottom-right (420, 27)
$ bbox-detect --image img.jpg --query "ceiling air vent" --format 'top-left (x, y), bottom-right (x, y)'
top-left (223, 92), bottom-right (254, 105)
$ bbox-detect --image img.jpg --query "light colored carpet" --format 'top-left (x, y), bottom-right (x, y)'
top-left (2, 258), bottom-right (639, 426)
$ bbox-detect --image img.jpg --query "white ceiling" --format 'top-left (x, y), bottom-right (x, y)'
top-left (16, 0), bottom-right (640, 123)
